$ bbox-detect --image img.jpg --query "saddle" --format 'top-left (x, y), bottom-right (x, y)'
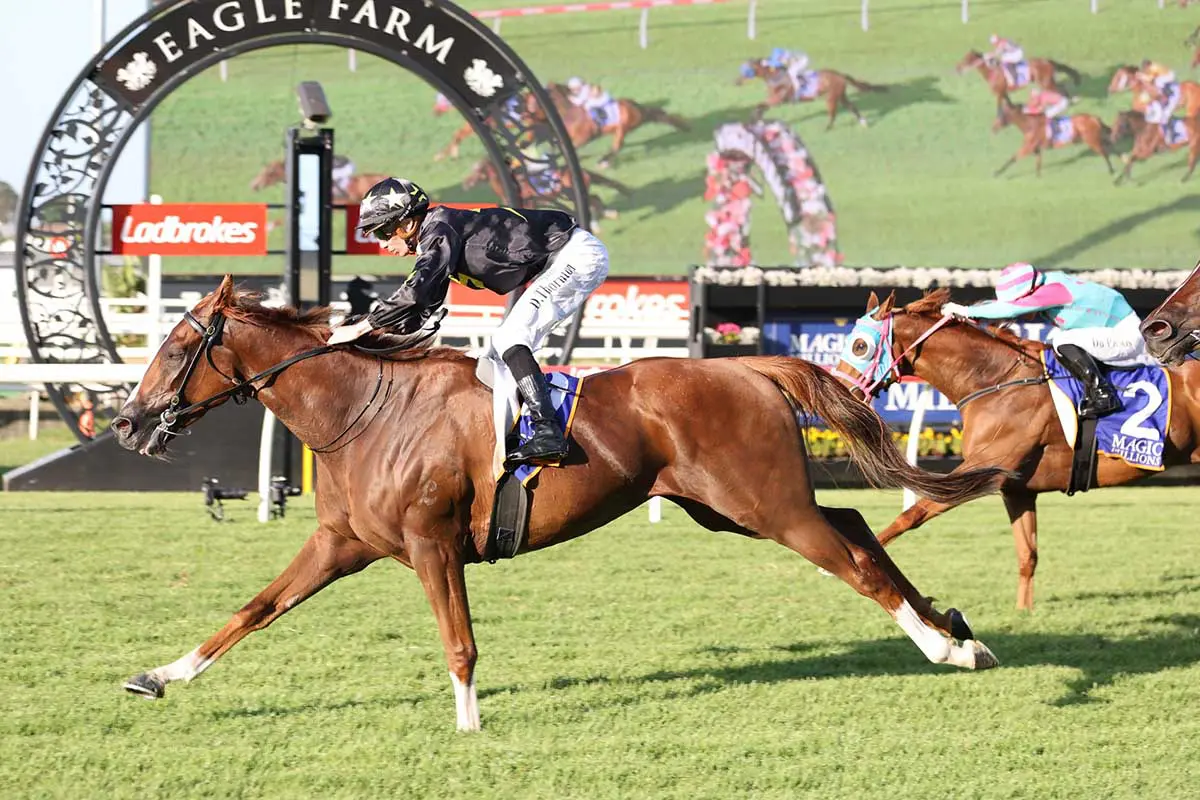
top-left (1042, 351), bottom-right (1170, 494)
top-left (474, 356), bottom-right (586, 562)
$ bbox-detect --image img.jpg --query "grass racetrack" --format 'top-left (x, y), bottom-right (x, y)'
top-left (3, 485), bottom-right (1200, 797)
top-left (146, 0), bottom-right (1200, 277)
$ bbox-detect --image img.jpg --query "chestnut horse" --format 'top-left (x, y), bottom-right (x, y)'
top-left (956, 50), bottom-right (1081, 101)
top-left (111, 278), bottom-right (1009, 730)
top-left (1141, 259), bottom-right (1200, 364)
top-left (1110, 110), bottom-right (1200, 184)
top-left (523, 83), bottom-right (689, 168)
top-left (460, 158), bottom-right (630, 228)
top-left (992, 95), bottom-right (1113, 177)
top-left (832, 289), bottom-right (1200, 611)
top-left (434, 121), bottom-right (474, 162)
top-left (249, 159), bottom-right (388, 204)
top-left (735, 60), bottom-right (884, 129)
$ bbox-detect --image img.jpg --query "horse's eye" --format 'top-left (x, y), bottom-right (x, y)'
top-left (166, 349), bottom-right (185, 361)
top-left (850, 336), bottom-right (874, 359)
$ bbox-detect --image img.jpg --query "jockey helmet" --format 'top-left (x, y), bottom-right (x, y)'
top-left (995, 262), bottom-right (1045, 303)
top-left (355, 177), bottom-right (429, 235)
top-left (989, 34), bottom-right (1000, 45)
top-left (567, 77), bottom-right (584, 92)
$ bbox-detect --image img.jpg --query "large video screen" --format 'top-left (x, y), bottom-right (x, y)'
top-left (147, 1), bottom-right (1197, 276)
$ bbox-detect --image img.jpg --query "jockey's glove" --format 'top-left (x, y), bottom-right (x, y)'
top-left (941, 302), bottom-right (972, 318)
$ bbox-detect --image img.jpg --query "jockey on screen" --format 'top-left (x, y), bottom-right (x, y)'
top-left (941, 262), bottom-right (1154, 418)
top-left (1137, 58), bottom-right (1180, 124)
top-left (987, 34), bottom-right (1025, 83)
top-left (1025, 85), bottom-right (1068, 120)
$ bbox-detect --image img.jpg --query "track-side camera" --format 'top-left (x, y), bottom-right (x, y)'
top-left (296, 81), bottom-right (332, 127)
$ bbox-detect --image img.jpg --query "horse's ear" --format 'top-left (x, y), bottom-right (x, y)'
top-left (866, 290), bottom-right (880, 313)
top-left (875, 291), bottom-right (897, 319)
top-left (212, 274), bottom-right (235, 310)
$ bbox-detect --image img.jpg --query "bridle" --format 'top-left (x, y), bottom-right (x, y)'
top-left (831, 313), bottom-right (954, 398)
top-left (153, 307), bottom-right (445, 449)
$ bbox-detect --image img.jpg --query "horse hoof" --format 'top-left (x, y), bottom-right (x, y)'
top-left (968, 640), bottom-right (999, 670)
top-left (947, 607), bottom-right (974, 641)
top-left (123, 672), bottom-right (165, 700)
top-left (858, 118), bottom-right (869, 128)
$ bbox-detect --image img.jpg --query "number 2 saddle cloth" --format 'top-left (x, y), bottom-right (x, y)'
top-left (1042, 349), bottom-right (1171, 470)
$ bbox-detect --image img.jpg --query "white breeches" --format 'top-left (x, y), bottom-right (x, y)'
top-left (490, 229), bottom-right (609, 357)
top-left (1048, 313), bottom-right (1156, 367)
top-left (1043, 99), bottom-right (1069, 119)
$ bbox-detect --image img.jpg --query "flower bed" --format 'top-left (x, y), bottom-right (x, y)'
top-left (692, 264), bottom-right (1193, 290)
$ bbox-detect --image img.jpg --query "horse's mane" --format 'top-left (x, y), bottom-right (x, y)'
top-left (900, 288), bottom-right (1041, 352)
top-left (218, 289), bottom-right (470, 365)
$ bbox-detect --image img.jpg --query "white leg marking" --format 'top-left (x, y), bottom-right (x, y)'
top-left (893, 600), bottom-right (952, 664)
top-left (893, 601), bottom-right (992, 670)
top-left (450, 671), bottom-right (480, 732)
top-left (151, 647), bottom-right (214, 684)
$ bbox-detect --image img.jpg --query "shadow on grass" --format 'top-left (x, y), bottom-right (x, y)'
top-left (1031, 194), bottom-right (1200, 266)
top-left (634, 612), bottom-right (1200, 707)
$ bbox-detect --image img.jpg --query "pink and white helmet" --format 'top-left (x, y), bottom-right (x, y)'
top-left (989, 34), bottom-right (1001, 46)
top-left (567, 77), bottom-right (584, 93)
top-left (995, 262), bottom-right (1044, 303)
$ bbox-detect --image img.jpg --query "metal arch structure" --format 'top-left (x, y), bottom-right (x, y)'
top-left (16, 0), bottom-right (590, 442)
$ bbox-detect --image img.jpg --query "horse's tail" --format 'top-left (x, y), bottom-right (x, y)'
top-left (642, 105), bottom-right (691, 131)
top-left (743, 357), bottom-right (1011, 504)
top-left (840, 73), bottom-right (888, 93)
top-left (1050, 60), bottom-right (1082, 86)
top-left (583, 170), bottom-right (633, 195)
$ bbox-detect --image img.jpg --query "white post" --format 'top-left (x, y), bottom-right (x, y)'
top-left (491, 17), bottom-right (501, 34)
top-left (28, 389), bottom-right (39, 441)
top-left (648, 496), bottom-right (662, 523)
top-left (258, 409), bottom-right (276, 523)
top-left (901, 384), bottom-right (935, 512)
top-left (348, 48), bottom-right (357, 72)
top-left (146, 194), bottom-right (163, 353)
top-left (1091, 0), bottom-right (1098, 13)
top-left (219, 60), bottom-right (228, 82)
top-left (747, 0), bottom-right (757, 40)
top-left (91, 0), bottom-right (107, 53)
top-left (861, 0), bottom-right (869, 31)
top-left (639, 7), bottom-right (650, 49)
top-left (962, 0), bottom-right (969, 23)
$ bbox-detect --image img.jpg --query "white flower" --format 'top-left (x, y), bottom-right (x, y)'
top-left (464, 59), bottom-right (503, 97)
top-left (116, 52), bottom-right (157, 92)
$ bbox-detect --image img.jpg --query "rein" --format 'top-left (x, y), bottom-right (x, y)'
top-left (154, 307), bottom-right (444, 448)
top-left (955, 376), bottom-right (1047, 410)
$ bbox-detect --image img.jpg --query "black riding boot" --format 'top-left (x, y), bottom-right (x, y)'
top-left (1055, 344), bottom-right (1121, 418)
top-left (503, 345), bottom-right (569, 469)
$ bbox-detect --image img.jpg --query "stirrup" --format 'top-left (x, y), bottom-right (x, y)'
top-left (504, 439), bottom-right (569, 469)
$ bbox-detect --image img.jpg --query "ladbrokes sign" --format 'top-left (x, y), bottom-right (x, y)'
top-left (93, 0), bottom-right (520, 112)
top-left (110, 203), bottom-right (268, 255)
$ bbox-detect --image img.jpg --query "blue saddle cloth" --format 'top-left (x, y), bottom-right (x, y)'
top-left (1047, 116), bottom-right (1074, 145)
top-left (1163, 118), bottom-right (1190, 147)
top-left (509, 371), bottom-right (585, 485)
top-left (1043, 350), bottom-right (1170, 470)
top-left (793, 70), bottom-right (820, 100)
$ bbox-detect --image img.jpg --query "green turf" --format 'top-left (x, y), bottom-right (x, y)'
top-left (3, 486), bottom-right (1200, 798)
top-left (144, 0), bottom-right (1200, 279)
top-left (0, 428), bottom-right (79, 475)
